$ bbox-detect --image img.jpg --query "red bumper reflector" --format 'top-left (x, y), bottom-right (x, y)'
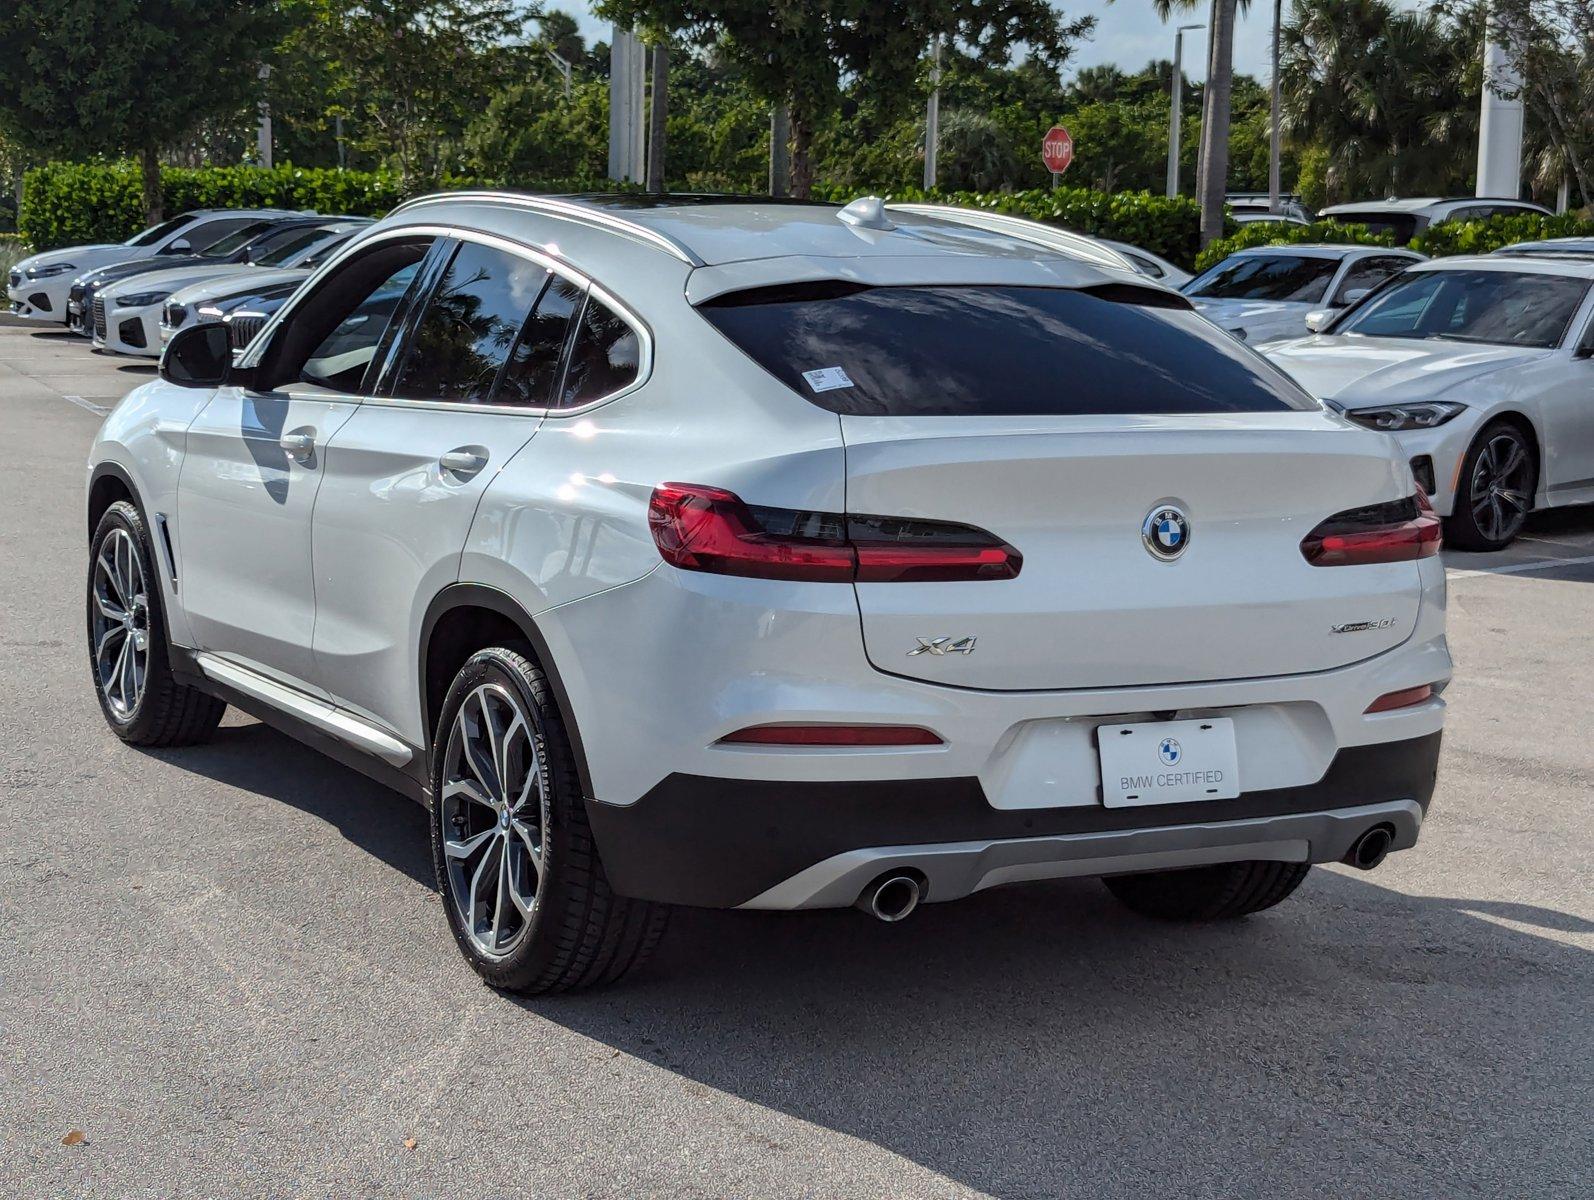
top-left (1365, 684), bottom-right (1434, 714)
top-left (719, 724), bottom-right (944, 746)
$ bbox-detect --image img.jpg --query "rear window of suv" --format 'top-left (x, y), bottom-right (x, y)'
top-left (698, 283), bottom-right (1315, 416)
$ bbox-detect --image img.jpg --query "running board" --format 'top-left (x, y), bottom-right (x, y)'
top-left (193, 653), bottom-right (414, 767)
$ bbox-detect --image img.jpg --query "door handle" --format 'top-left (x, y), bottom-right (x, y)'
top-left (279, 430), bottom-right (315, 462)
top-left (439, 447), bottom-right (489, 479)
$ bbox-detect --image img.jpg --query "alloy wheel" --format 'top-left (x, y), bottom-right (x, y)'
top-left (91, 528), bottom-right (149, 720)
top-left (440, 683), bottom-right (547, 959)
top-left (1468, 430), bottom-right (1532, 545)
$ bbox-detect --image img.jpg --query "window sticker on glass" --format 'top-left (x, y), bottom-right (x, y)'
top-left (801, 366), bottom-right (854, 393)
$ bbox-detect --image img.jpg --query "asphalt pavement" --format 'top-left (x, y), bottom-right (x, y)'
top-left (1, 317), bottom-right (1590, 1199)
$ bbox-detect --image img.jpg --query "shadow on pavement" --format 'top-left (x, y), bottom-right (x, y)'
top-left (145, 719), bottom-right (432, 887)
top-left (523, 873), bottom-right (1590, 1196)
top-left (147, 715), bottom-right (1591, 1195)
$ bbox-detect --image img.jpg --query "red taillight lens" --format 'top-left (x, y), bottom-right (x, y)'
top-left (719, 724), bottom-right (943, 746)
top-left (648, 483), bottom-right (1021, 583)
top-left (1365, 684), bottom-right (1435, 713)
top-left (1300, 491), bottom-right (1441, 566)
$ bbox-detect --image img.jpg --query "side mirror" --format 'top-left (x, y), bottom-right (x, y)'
top-left (1304, 309), bottom-right (1336, 334)
top-left (162, 238), bottom-right (192, 254)
top-left (161, 323), bottom-right (234, 387)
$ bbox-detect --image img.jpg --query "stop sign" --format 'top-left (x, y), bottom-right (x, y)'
top-left (1042, 125), bottom-right (1074, 175)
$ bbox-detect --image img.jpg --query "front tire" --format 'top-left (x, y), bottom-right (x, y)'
top-left (1103, 860), bottom-right (1310, 921)
top-left (1444, 421), bottom-right (1536, 551)
top-left (87, 500), bottom-right (225, 746)
top-left (429, 645), bottom-right (668, 993)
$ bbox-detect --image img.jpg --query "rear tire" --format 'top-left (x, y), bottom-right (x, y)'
top-left (1102, 860), bottom-right (1310, 921)
top-left (429, 645), bottom-right (668, 993)
top-left (87, 500), bottom-right (225, 746)
top-left (1443, 420), bottom-right (1536, 551)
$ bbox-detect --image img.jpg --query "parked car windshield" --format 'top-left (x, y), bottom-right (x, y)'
top-left (199, 222), bottom-right (276, 259)
top-left (1337, 269), bottom-right (1590, 349)
top-left (124, 214), bottom-right (197, 247)
top-left (699, 283), bottom-right (1316, 416)
top-left (1184, 255), bottom-right (1341, 304)
top-left (254, 228), bottom-right (337, 268)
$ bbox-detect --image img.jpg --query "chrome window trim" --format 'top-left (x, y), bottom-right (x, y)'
top-left (239, 223), bottom-right (654, 418)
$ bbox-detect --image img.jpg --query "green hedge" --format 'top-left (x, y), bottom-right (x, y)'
top-left (0, 232), bottom-right (29, 276)
top-left (1193, 221), bottom-right (1396, 273)
top-left (1411, 211), bottom-right (1594, 257)
top-left (18, 162), bottom-right (619, 250)
top-left (817, 183), bottom-right (1208, 269)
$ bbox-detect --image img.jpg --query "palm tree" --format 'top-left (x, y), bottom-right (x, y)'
top-left (1154, 0), bottom-right (1249, 245)
top-left (1280, 0), bottom-right (1476, 202)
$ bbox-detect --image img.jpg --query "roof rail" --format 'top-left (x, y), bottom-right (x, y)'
top-left (388, 190), bottom-right (703, 265)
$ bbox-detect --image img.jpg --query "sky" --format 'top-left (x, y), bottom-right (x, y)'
top-left (555, 2), bottom-right (1318, 86)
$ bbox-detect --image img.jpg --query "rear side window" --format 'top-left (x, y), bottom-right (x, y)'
top-left (391, 241), bottom-right (548, 405)
top-left (1326, 212), bottom-right (1418, 242)
top-left (558, 294), bottom-right (641, 407)
top-left (698, 283), bottom-right (1314, 417)
top-left (497, 275), bottom-right (583, 407)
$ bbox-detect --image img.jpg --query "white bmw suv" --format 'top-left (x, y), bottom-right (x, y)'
top-left (85, 193), bottom-right (1450, 992)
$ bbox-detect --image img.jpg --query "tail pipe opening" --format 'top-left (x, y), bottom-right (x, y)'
top-left (856, 871), bottom-right (925, 922)
top-left (1344, 824), bottom-right (1395, 871)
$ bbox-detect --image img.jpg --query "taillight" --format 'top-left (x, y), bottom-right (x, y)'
top-left (719, 724), bottom-right (943, 746)
top-left (1300, 491), bottom-right (1441, 566)
top-left (648, 483), bottom-right (1021, 583)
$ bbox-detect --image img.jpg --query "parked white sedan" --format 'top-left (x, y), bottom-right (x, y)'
top-left (1265, 256), bottom-right (1594, 549)
top-left (1183, 245), bottom-right (1424, 345)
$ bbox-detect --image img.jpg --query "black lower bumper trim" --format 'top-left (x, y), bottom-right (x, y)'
top-left (586, 733), bottom-right (1442, 908)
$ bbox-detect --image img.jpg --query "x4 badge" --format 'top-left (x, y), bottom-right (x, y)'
top-left (907, 636), bottom-right (977, 657)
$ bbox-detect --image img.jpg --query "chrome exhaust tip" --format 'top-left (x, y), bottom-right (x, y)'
top-left (857, 873), bottom-right (922, 922)
top-left (1344, 825), bottom-right (1394, 871)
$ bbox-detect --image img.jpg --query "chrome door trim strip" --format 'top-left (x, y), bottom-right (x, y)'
top-left (193, 652), bottom-right (414, 767)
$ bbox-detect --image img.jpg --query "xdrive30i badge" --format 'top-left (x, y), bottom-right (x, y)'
top-left (1330, 618), bottom-right (1397, 635)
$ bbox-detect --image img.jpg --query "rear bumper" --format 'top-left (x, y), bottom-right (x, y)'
top-left (587, 731), bottom-right (1441, 908)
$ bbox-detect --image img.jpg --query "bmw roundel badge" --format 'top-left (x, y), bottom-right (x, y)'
top-left (1142, 504), bottom-right (1191, 561)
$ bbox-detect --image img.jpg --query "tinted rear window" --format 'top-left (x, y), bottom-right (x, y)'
top-left (1186, 254), bottom-right (1339, 303)
top-left (1325, 211), bottom-right (1418, 241)
top-left (698, 284), bottom-right (1314, 416)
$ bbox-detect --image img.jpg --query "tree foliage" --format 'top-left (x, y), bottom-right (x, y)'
top-left (0, 0), bottom-right (287, 220)
top-left (594, 0), bottom-right (1092, 195)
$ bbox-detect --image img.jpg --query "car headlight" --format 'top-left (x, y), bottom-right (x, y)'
top-left (27, 262), bottom-right (76, 279)
top-left (1344, 401), bottom-right (1467, 432)
top-left (114, 290), bottom-right (170, 309)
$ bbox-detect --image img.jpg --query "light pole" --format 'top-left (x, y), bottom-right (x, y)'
top-left (1167, 24), bottom-right (1204, 199)
top-left (1268, 0), bottom-right (1283, 213)
top-left (924, 34), bottom-right (942, 191)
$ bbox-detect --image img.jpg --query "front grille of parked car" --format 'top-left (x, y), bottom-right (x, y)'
top-left (91, 296), bottom-right (107, 340)
top-left (67, 282), bottom-right (87, 331)
top-left (163, 302), bottom-right (186, 329)
top-left (228, 313), bottom-right (266, 352)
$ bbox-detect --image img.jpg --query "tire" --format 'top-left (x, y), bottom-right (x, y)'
top-left (1443, 420), bottom-right (1536, 551)
top-left (429, 645), bottom-right (668, 994)
top-left (1102, 860), bottom-right (1310, 922)
top-left (87, 500), bottom-right (226, 746)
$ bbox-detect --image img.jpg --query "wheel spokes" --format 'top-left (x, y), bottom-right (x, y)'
top-left (445, 826), bottom-right (496, 860)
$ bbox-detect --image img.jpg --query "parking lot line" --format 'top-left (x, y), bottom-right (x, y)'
top-left (61, 393), bottom-right (110, 416)
top-left (1446, 552), bottom-right (1594, 579)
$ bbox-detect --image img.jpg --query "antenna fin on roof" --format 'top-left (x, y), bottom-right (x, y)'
top-left (837, 196), bottom-right (896, 232)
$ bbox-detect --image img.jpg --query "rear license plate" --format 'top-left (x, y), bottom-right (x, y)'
top-left (1097, 718), bottom-right (1240, 807)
